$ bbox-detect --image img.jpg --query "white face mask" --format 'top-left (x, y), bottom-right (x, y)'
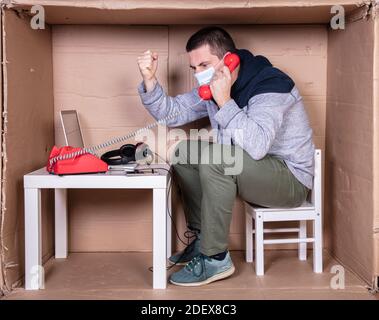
top-left (194, 66), bottom-right (215, 86)
top-left (193, 54), bottom-right (227, 86)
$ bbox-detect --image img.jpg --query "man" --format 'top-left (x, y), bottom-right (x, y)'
top-left (137, 26), bottom-right (315, 286)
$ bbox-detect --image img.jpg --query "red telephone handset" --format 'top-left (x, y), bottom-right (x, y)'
top-left (198, 52), bottom-right (240, 100)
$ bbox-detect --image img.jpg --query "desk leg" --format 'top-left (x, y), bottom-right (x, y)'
top-left (166, 184), bottom-right (172, 259)
top-left (25, 188), bottom-right (43, 290)
top-left (153, 188), bottom-right (167, 289)
top-left (55, 189), bottom-right (68, 259)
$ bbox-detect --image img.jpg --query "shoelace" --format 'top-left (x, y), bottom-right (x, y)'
top-left (185, 254), bottom-right (211, 277)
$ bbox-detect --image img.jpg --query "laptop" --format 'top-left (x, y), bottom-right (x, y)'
top-left (59, 110), bottom-right (137, 172)
top-left (60, 110), bottom-right (85, 148)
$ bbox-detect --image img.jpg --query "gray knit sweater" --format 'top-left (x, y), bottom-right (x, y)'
top-left (137, 81), bottom-right (315, 189)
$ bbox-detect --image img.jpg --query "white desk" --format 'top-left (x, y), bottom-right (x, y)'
top-left (23, 164), bottom-right (172, 290)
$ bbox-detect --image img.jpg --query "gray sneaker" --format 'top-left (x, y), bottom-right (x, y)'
top-left (169, 251), bottom-right (235, 286)
top-left (168, 233), bottom-right (200, 266)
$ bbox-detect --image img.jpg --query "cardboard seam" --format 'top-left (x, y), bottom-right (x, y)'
top-left (372, 0), bottom-right (379, 292)
top-left (367, 273), bottom-right (379, 293)
top-left (345, 1), bottom-right (374, 23)
top-left (0, 5), bottom-right (3, 298)
top-left (366, 0), bottom-right (379, 19)
top-left (328, 248), bottom-right (377, 293)
top-left (365, 0), bottom-right (379, 20)
top-left (0, 6), bottom-right (8, 296)
top-left (372, 0), bottom-right (379, 19)
top-left (1, 0), bottom-right (367, 11)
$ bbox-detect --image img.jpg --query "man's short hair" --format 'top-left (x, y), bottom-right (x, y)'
top-left (186, 26), bottom-right (236, 59)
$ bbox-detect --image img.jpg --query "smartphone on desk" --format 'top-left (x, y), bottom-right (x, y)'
top-left (125, 169), bottom-right (161, 176)
top-left (108, 164), bottom-right (138, 171)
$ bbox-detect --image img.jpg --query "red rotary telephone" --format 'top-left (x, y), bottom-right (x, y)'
top-left (198, 52), bottom-right (240, 100)
top-left (47, 146), bottom-right (108, 175)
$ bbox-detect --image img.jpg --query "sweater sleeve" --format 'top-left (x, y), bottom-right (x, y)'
top-left (213, 92), bottom-right (296, 160)
top-left (137, 80), bottom-right (208, 127)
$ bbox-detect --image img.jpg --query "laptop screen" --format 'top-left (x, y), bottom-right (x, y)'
top-left (60, 110), bottom-right (85, 148)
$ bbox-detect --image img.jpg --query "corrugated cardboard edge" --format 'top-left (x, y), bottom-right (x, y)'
top-left (0, 6), bottom-right (4, 297)
top-left (2, 0), bottom-right (366, 10)
top-left (340, 0), bottom-right (379, 293)
top-left (324, 1), bottom-right (376, 289)
top-left (0, 7), bottom-right (55, 295)
top-left (347, 0), bottom-right (375, 22)
top-left (0, 6), bottom-right (7, 297)
top-left (372, 0), bottom-right (379, 293)
top-left (1, 0), bottom-right (364, 25)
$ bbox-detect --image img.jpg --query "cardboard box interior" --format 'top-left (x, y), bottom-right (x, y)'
top-left (0, 0), bottom-right (378, 294)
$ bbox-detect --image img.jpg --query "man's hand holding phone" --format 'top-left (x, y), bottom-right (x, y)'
top-left (210, 66), bottom-right (232, 108)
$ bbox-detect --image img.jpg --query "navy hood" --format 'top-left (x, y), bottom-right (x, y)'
top-left (230, 49), bottom-right (295, 108)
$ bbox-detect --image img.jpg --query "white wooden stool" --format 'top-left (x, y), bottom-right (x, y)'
top-left (244, 149), bottom-right (322, 276)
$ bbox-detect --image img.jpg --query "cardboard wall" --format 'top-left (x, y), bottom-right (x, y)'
top-left (0, 10), bottom-right (55, 292)
top-left (53, 24), bottom-right (327, 252)
top-left (53, 25), bottom-right (169, 252)
top-left (8, 0), bottom-right (359, 24)
top-left (374, 13), bottom-right (379, 284)
top-left (0, 10), bottom-right (4, 294)
top-left (2, 1), bottom-right (377, 290)
top-left (325, 17), bottom-right (375, 284)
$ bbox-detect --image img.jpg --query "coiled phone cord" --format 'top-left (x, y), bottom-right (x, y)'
top-left (49, 98), bottom-right (205, 166)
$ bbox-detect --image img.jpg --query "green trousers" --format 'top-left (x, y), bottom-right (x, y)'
top-left (171, 139), bottom-right (310, 256)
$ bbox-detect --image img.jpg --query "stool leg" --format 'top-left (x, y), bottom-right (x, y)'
top-left (299, 220), bottom-right (307, 261)
top-left (313, 213), bottom-right (323, 273)
top-left (255, 214), bottom-right (264, 276)
top-left (245, 212), bottom-right (253, 263)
